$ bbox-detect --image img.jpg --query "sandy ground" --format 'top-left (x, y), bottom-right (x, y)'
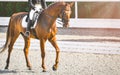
top-left (1, 28), bottom-right (120, 75)
top-left (0, 49), bottom-right (120, 75)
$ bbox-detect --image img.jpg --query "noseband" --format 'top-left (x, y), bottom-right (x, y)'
top-left (61, 10), bottom-right (69, 23)
top-left (61, 6), bottom-right (71, 26)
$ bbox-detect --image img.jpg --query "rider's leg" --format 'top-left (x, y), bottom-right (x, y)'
top-left (25, 19), bottom-right (32, 37)
top-left (26, 14), bottom-right (29, 22)
top-left (25, 9), bottom-right (34, 37)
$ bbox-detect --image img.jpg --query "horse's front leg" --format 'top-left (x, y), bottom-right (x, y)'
top-left (23, 37), bottom-right (31, 70)
top-left (49, 36), bottom-right (60, 71)
top-left (40, 38), bottom-right (47, 72)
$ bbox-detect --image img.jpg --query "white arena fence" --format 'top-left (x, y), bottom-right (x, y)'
top-left (0, 0), bottom-right (120, 28)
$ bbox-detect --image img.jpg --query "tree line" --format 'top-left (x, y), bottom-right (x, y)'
top-left (0, 2), bottom-right (52, 17)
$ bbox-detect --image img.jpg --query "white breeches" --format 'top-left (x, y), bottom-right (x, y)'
top-left (29, 4), bottom-right (42, 20)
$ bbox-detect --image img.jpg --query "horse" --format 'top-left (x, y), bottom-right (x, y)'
top-left (0, 2), bottom-right (74, 72)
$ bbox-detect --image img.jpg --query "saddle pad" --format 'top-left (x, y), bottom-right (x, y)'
top-left (22, 15), bottom-right (37, 28)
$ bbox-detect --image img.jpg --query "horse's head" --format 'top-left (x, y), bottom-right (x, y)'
top-left (41, 2), bottom-right (74, 28)
top-left (59, 2), bottom-right (74, 28)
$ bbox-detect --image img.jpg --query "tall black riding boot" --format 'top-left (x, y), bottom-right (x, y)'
top-left (25, 20), bottom-right (32, 37)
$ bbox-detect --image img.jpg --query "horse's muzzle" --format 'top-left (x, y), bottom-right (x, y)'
top-left (63, 22), bottom-right (69, 28)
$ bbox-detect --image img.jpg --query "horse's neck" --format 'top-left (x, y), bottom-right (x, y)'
top-left (37, 10), bottom-right (57, 32)
top-left (43, 6), bottom-right (61, 28)
top-left (46, 3), bottom-right (64, 17)
top-left (46, 9), bottom-right (60, 18)
top-left (43, 10), bottom-right (58, 32)
top-left (38, 3), bottom-right (64, 32)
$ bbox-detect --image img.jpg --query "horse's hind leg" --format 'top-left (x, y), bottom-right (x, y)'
top-left (49, 36), bottom-right (60, 71)
top-left (23, 37), bottom-right (31, 70)
top-left (5, 33), bottom-right (19, 69)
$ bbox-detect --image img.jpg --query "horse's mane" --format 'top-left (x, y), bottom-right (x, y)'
top-left (47, 2), bottom-right (66, 10)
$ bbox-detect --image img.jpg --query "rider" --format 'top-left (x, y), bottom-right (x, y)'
top-left (25, 0), bottom-right (47, 37)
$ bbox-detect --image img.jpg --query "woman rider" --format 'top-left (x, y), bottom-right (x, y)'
top-left (25, 0), bottom-right (47, 37)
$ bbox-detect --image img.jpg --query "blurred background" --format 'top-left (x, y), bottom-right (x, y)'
top-left (0, 2), bottom-right (120, 18)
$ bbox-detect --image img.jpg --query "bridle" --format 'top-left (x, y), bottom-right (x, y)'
top-left (41, 3), bottom-right (72, 27)
top-left (61, 9), bottom-right (71, 22)
top-left (58, 5), bottom-right (72, 27)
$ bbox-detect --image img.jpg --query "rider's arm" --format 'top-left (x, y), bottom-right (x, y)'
top-left (41, 0), bottom-right (47, 9)
top-left (28, 0), bottom-right (35, 9)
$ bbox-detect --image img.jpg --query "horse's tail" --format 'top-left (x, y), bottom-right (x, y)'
top-left (0, 18), bottom-right (12, 53)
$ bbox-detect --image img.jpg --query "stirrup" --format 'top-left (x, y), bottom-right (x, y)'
top-left (25, 31), bottom-right (30, 37)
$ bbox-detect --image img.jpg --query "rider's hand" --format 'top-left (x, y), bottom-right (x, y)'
top-left (35, 7), bottom-right (40, 12)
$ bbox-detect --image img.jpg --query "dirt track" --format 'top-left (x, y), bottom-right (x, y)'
top-left (0, 49), bottom-right (120, 75)
top-left (1, 27), bottom-right (120, 75)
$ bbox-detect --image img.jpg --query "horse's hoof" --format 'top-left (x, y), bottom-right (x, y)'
top-left (5, 66), bottom-right (8, 69)
top-left (52, 65), bottom-right (57, 71)
top-left (28, 67), bottom-right (32, 70)
top-left (42, 69), bottom-right (47, 72)
top-left (5, 67), bottom-right (8, 70)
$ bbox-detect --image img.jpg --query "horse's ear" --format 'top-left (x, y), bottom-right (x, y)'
top-left (69, 2), bottom-right (74, 7)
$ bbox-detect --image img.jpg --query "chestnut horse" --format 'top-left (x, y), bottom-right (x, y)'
top-left (0, 2), bottom-right (73, 72)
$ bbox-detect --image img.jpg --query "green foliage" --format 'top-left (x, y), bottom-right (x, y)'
top-left (0, 2), bottom-right (29, 16)
top-left (0, 2), bottom-right (74, 18)
top-left (0, 2), bottom-right (51, 17)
